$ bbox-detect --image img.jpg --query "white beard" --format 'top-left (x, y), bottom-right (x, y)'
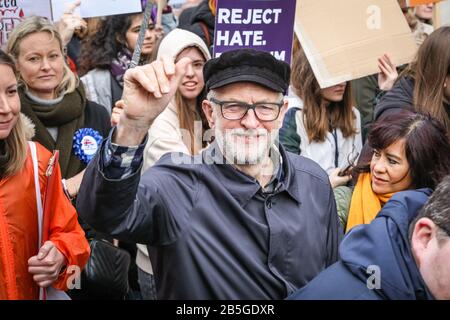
top-left (215, 127), bottom-right (278, 165)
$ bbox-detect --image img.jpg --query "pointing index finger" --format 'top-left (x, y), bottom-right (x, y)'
top-left (161, 55), bottom-right (175, 76)
top-left (66, 0), bottom-right (82, 13)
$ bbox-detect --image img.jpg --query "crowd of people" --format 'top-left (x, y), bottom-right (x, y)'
top-left (0, 0), bottom-right (449, 300)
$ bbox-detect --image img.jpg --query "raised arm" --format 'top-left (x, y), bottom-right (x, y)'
top-left (114, 56), bottom-right (192, 146)
top-left (76, 57), bottom-right (197, 245)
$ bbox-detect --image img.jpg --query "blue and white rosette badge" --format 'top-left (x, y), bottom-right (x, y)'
top-left (73, 128), bottom-right (103, 164)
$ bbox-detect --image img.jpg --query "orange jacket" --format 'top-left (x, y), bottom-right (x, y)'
top-left (0, 143), bottom-right (90, 300)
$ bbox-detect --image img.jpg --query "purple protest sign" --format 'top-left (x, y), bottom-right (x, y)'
top-left (213, 0), bottom-right (296, 64)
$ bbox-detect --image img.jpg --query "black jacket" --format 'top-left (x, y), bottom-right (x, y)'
top-left (178, 0), bottom-right (215, 49)
top-left (374, 76), bottom-right (414, 121)
top-left (73, 100), bottom-right (111, 241)
top-left (77, 141), bottom-right (341, 299)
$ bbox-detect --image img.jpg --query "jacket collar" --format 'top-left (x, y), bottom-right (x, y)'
top-left (201, 141), bottom-right (301, 206)
top-left (341, 188), bottom-right (434, 300)
top-left (277, 145), bottom-right (301, 203)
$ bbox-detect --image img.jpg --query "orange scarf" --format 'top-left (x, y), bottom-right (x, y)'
top-left (346, 173), bottom-right (394, 232)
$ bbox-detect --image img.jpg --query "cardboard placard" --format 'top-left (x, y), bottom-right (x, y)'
top-left (213, 0), bottom-right (297, 64)
top-left (51, 0), bottom-right (143, 21)
top-left (295, 0), bottom-right (417, 88)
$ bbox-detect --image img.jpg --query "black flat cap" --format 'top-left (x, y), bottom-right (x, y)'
top-left (203, 49), bottom-right (291, 94)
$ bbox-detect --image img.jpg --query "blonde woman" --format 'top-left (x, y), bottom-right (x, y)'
top-left (6, 16), bottom-right (110, 200)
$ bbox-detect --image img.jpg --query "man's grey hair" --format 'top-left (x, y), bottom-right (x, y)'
top-left (409, 175), bottom-right (450, 243)
top-left (206, 90), bottom-right (216, 101)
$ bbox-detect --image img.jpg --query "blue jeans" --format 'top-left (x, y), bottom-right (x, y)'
top-left (137, 267), bottom-right (157, 300)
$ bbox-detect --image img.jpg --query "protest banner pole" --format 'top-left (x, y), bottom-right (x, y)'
top-left (50, 0), bottom-right (55, 21)
top-left (129, 0), bottom-right (153, 69)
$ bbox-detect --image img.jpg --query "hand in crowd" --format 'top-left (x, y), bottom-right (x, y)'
top-left (28, 241), bottom-right (67, 288)
top-left (55, 0), bottom-right (87, 46)
top-left (114, 56), bottom-right (192, 145)
top-left (111, 100), bottom-right (125, 127)
top-left (377, 53), bottom-right (398, 91)
top-left (329, 168), bottom-right (352, 189)
top-left (65, 169), bottom-right (85, 199)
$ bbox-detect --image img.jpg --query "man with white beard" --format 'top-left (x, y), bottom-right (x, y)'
top-left (77, 49), bottom-right (342, 299)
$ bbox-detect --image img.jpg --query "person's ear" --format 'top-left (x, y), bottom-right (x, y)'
top-left (275, 99), bottom-right (289, 129)
top-left (280, 99), bottom-right (289, 116)
top-left (202, 99), bottom-right (215, 129)
top-left (411, 217), bottom-right (435, 266)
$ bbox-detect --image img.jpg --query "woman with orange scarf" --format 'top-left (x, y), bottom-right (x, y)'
top-left (0, 50), bottom-right (90, 300)
top-left (345, 110), bottom-right (450, 232)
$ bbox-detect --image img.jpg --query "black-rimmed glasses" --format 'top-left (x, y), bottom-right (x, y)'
top-left (209, 97), bottom-right (283, 122)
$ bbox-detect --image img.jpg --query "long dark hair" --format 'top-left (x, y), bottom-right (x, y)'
top-left (291, 46), bottom-right (357, 142)
top-left (357, 110), bottom-right (450, 190)
top-left (403, 26), bottom-right (450, 134)
top-left (78, 13), bottom-right (142, 75)
top-left (174, 85), bottom-right (209, 154)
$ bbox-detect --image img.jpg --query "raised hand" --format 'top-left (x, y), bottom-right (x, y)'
top-left (65, 169), bottom-right (85, 199)
top-left (55, 0), bottom-right (87, 46)
top-left (377, 54), bottom-right (398, 91)
top-left (329, 168), bottom-right (352, 189)
top-left (114, 56), bottom-right (192, 146)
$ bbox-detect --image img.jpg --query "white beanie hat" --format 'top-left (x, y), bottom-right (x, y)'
top-left (157, 28), bottom-right (211, 61)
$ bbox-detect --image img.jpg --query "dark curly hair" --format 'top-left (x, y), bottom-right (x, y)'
top-left (356, 110), bottom-right (450, 190)
top-left (78, 13), bottom-right (139, 76)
